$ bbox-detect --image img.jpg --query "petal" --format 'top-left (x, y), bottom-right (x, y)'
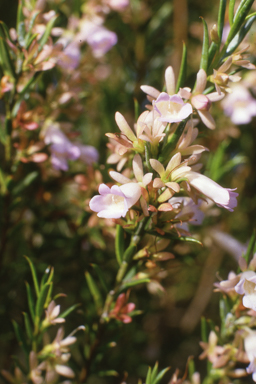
top-left (55, 365), bottom-right (75, 378)
top-left (109, 171), bottom-right (131, 184)
top-left (165, 66), bottom-right (175, 95)
top-left (207, 92), bottom-right (225, 102)
top-left (142, 172), bottom-right (153, 186)
top-left (133, 154), bottom-right (144, 182)
top-left (150, 159), bottom-right (165, 176)
top-left (115, 112), bottom-right (137, 141)
top-left (140, 85), bottom-right (161, 99)
top-left (99, 183), bottom-right (111, 195)
top-left (120, 182), bottom-right (142, 208)
top-left (186, 171), bottom-right (230, 206)
top-left (195, 69), bottom-right (207, 94)
top-left (197, 109), bottom-right (216, 129)
top-left (166, 152), bottom-right (181, 173)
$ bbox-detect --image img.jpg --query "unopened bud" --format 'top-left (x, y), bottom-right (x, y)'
top-left (191, 94), bottom-right (211, 110)
top-left (210, 24), bottom-right (219, 44)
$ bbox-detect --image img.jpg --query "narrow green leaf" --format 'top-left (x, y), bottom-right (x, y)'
top-left (201, 317), bottom-right (208, 342)
top-left (226, 14), bottom-right (256, 55)
top-left (115, 225), bottom-right (125, 265)
top-left (0, 38), bottom-right (15, 78)
top-left (227, 0), bottom-right (255, 45)
top-left (35, 283), bottom-right (51, 319)
top-left (217, 0), bottom-right (227, 44)
top-left (145, 367), bottom-right (152, 384)
top-left (208, 42), bottom-right (218, 67)
top-left (45, 282), bottom-right (53, 308)
top-left (85, 271), bottom-right (103, 311)
top-left (46, 266), bottom-right (54, 284)
top-left (151, 362), bottom-right (159, 383)
top-left (120, 278), bottom-right (151, 291)
top-left (40, 266), bottom-right (53, 289)
top-left (38, 14), bottom-right (58, 51)
top-left (123, 244), bottom-right (137, 263)
top-left (145, 231), bottom-right (202, 246)
top-left (175, 42), bottom-right (187, 92)
top-left (0, 21), bottom-right (12, 41)
top-left (16, 0), bottom-right (26, 47)
top-left (59, 303), bottom-right (80, 319)
top-left (12, 320), bottom-right (29, 355)
top-left (24, 256), bottom-right (40, 298)
top-left (243, 230), bottom-right (256, 265)
top-left (134, 98), bottom-right (139, 121)
top-left (23, 312), bottom-right (33, 340)
top-left (18, 71), bottom-right (41, 97)
top-left (153, 367), bottom-right (170, 384)
top-left (229, 0), bottom-right (236, 25)
top-left (0, 168), bottom-right (8, 195)
top-left (25, 10), bottom-right (41, 48)
top-left (24, 33), bottom-right (39, 50)
top-left (90, 264), bottom-right (108, 293)
top-left (188, 359), bottom-right (195, 380)
top-left (12, 171), bottom-right (38, 195)
top-left (25, 282), bottom-right (35, 321)
top-left (200, 18), bottom-right (209, 72)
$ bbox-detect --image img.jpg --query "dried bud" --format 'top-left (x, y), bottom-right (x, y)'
top-left (210, 24), bottom-right (219, 44)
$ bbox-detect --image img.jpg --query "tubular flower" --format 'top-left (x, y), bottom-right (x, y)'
top-left (89, 183), bottom-right (142, 219)
top-left (154, 93), bottom-right (193, 124)
top-left (186, 171), bottom-right (238, 211)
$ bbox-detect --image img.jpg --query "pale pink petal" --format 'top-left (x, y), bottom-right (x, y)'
top-left (133, 154), bottom-right (144, 182)
top-left (197, 109), bottom-right (216, 129)
top-left (115, 112), bottom-right (136, 141)
top-left (165, 66), bottom-right (175, 95)
top-left (166, 152), bottom-right (181, 172)
top-left (109, 171), bottom-right (131, 184)
top-left (194, 69), bottom-right (207, 94)
top-left (150, 159), bottom-right (165, 176)
top-left (140, 85), bottom-right (160, 99)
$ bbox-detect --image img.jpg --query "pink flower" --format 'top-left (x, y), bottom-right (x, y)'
top-left (105, 0), bottom-right (129, 11)
top-left (57, 42), bottom-right (80, 70)
top-left (76, 143), bottom-right (99, 165)
top-left (86, 27), bottom-right (117, 58)
top-left (221, 83), bottom-right (256, 125)
top-left (44, 125), bottom-right (98, 171)
top-left (109, 292), bottom-right (135, 323)
top-left (44, 126), bottom-right (80, 171)
top-left (154, 93), bottom-right (193, 124)
top-left (89, 183), bottom-right (141, 219)
top-left (186, 171), bottom-right (238, 211)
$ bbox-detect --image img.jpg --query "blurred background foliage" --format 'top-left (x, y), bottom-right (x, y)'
top-left (0, 0), bottom-right (256, 383)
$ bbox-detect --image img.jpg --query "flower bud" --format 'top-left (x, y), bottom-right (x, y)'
top-left (191, 94), bottom-right (211, 110)
top-left (210, 24), bottom-right (219, 44)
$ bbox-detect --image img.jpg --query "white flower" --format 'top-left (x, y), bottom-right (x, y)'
top-left (186, 171), bottom-right (238, 211)
top-left (89, 183), bottom-right (142, 219)
top-left (154, 93), bottom-right (193, 124)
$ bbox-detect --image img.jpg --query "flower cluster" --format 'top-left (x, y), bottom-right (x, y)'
top-left (90, 64), bottom-right (240, 234)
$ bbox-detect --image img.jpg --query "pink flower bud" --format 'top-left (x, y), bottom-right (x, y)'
top-left (191, 94), bottom-right (211, 111)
